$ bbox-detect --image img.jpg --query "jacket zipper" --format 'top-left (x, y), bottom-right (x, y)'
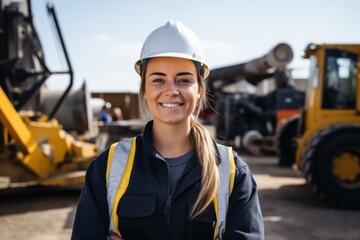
top-left (158, 152), bottom-right (193, 239)
top-left (157, 153), bottom-right (172, 239)
top-left (164, 193), bottom-right (172, 239)
top-left (164, 167), bottom-right (188, 239)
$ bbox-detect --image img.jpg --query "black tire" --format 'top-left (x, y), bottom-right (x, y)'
top-left (301, 124), bottom-right (360, 208)
top-left (277, 117), bottom-right (299, 167)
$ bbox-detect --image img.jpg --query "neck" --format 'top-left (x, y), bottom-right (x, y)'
top-left (152, 120), bottom-right (193, 158)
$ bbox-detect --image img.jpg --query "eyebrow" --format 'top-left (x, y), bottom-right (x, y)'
top-left (149, 72), bottom-right (166, 76)
top-left (177, 72), bottom-right (194, 76)
top-left (148, 72), bottom-right (194, 77)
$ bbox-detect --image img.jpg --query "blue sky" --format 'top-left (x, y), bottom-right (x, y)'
top-left (31, 0), bottom-right (360, 93)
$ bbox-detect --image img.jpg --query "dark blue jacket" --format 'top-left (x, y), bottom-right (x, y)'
top-left (72, 121), bottom-right (264, 240)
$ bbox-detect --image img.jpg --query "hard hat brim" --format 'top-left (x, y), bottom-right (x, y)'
top-left (134, 53), bottom-right (209, 79)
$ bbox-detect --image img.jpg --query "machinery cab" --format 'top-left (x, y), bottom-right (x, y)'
top-left (301, 44), bottom-right (360, 137)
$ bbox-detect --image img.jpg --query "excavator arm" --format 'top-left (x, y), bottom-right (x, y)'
top-left (0, 87), bottom-right (52, 178)
top-left (0, 0), bottom-right (97, 188)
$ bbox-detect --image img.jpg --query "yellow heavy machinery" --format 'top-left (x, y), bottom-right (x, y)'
top-left (0, 0), bottom-right (99, 189)
top-left (279, 43), bottom-right (360, 207)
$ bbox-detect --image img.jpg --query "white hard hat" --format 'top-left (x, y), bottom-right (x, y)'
top-left (135, 20), bottom-right (210, 79)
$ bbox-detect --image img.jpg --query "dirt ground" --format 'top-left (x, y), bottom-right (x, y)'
top-left (0, 154), bottom-right (359, 240)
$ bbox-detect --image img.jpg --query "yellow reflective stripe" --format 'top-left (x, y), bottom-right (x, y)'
top-left (106, 142), bottom-right (118, 187)
top-left (112, 137), bottom-right (137, 237)
top-left (213, 146), bottom-right (235, 239)
top-left (212, 195), bottom-right (219, 239)
top-left (228, 147), bottom-right (235, 194)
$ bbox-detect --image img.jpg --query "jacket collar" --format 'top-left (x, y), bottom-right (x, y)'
top-left (141, 121), bottom-right (159, 158)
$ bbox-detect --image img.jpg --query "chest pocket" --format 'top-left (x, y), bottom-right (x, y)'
top-left (117, 194), bottom-right (156, 240)
top-left (188, 199), bottom-right (216, 240)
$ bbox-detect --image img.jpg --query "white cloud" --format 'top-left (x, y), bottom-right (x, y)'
top-left (106, 42), bottom-right (142, 60)
top-left (79, 33), bottom-right (112, 49)
top-left (204, 40), bottom-right (240, 51)
top-left (203, 40), bottom-right (256, 68)
top-left (94, 33), bottom-right (112, 42)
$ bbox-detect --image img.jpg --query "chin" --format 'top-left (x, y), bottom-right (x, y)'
top-left (157, 117), bottom-right (188, 125)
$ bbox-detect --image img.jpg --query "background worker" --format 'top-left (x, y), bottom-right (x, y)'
top-left (111, 107), bottom-right (123, 122)
top-left (99, 102), bottom-right (112, 123)
top-left (72, 20), bottom-right (264, 240)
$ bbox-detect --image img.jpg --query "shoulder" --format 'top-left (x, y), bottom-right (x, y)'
top-left (88, 147), bottom-right (110, 172)
top-left (90, 137), bottom-right (137, 171)
top-left (231, 152), bottom-right (258, 194)
top-left (216, 144), bottom-right (254, 183)
top-left (216, 144), bottom-right (248, 169)
top-left (232, 151), bottom-right (248, 172)
top-left (87, 138), bottom-right (139, 178)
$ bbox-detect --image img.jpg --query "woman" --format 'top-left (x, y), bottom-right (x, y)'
top-left (72, 21), bottom-right (264, 240)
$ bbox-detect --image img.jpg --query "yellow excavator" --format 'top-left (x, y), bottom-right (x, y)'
top-left (0, 0), bottom-right (99, 189)
top-left (278, 43), bottom-right (360, 207)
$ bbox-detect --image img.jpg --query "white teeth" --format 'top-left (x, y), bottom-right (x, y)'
top-left (161, 103), bottom-right (180, 108)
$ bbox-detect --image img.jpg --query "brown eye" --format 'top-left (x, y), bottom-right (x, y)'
top-left (177, 78), bottom-right (192, 84)
top-left (152, 78), bottom-right (164, 83)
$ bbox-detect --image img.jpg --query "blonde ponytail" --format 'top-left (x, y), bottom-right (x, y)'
top-left (189, 120), bottom-right (219, 218)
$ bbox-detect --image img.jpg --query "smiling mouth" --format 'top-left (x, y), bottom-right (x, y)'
top-left (160, 103), bottom-right (184, 108)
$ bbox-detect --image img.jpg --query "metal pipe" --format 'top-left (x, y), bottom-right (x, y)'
top-left (46, 3), bottom-right (73, 120)
top-left (207, 43), bottom-right (293, 90)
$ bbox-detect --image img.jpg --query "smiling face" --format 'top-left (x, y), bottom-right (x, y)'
top-left (142, 57), bottom-right (201, 126)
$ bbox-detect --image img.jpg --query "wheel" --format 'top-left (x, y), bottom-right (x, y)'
top-left (277, 117), bottom-right (299, 167)
top-left (301, 124), bottom-right (360, 208)
top-left (241, 130), bottom-right (263, 155)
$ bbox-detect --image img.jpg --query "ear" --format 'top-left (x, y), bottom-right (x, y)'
top-left (197, 87), bottom-right (204, 99)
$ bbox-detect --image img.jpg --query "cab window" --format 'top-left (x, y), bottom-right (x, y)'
top-left (322, 50), bottom-right (357, 109)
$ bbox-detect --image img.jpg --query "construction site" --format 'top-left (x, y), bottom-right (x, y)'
top-left (1, 0), bottom-right (359, 239)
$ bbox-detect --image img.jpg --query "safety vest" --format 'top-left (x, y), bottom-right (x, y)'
top-left (106, 137), bottom-right (236, 240)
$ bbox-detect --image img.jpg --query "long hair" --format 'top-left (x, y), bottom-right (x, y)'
top-left (139, 61), bottom-right (219, 218)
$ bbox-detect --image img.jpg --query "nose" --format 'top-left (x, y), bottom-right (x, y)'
top-left (164, 82), bottom-right (179, 96)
